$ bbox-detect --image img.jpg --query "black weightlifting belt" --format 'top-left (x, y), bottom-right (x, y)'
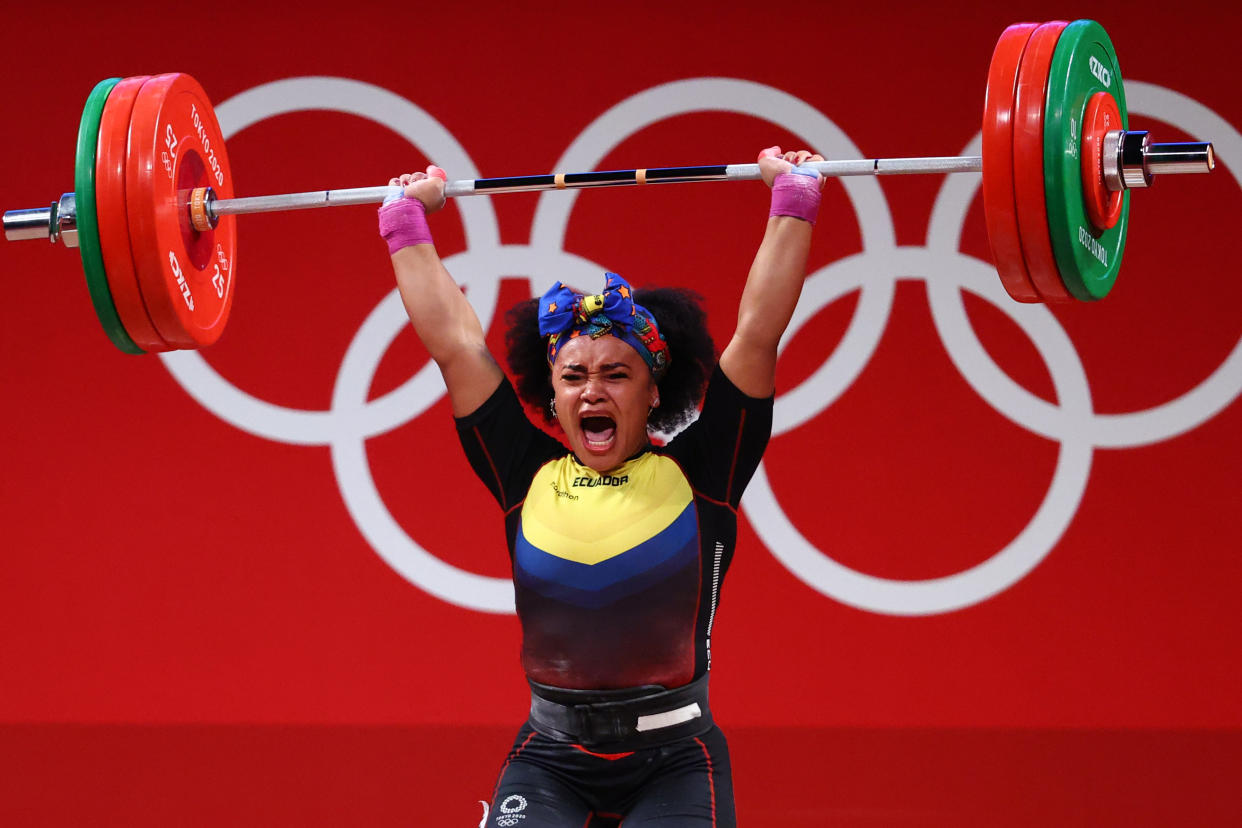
top-left (528, 674), bottom-right (712, 752)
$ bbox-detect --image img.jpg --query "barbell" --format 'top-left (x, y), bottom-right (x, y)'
top-left (2, 19), bottom-right (1217, 354)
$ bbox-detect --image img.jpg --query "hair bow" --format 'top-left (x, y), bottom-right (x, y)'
top-left (537, 272), bottom-right (670, 377)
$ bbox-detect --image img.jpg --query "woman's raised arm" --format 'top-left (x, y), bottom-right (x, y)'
top-left (380, 166), bottom-right (504, 417)
top-left (718, 147), bottom-right (825, 398)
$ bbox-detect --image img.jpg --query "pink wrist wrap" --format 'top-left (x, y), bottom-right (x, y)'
top-left (768, 171), bottom-right (822, 224)
top-left (378, 197), bottom-right (433, 255)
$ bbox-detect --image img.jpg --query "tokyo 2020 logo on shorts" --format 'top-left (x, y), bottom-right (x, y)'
top-left (158, 77), bottom-right (1242, 616)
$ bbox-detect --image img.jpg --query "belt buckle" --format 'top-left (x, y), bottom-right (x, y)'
top-left (573, 704), bottom-right (624, 745)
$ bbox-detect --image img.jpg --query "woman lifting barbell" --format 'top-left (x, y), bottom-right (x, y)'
top-left (378, 145), bottom-right (824, 827)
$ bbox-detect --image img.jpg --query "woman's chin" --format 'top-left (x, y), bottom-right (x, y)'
top-left (579, 453), bottom-right (618, 473)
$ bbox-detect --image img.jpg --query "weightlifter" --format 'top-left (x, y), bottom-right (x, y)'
top-left (379, 147), bottom-right (822, 826)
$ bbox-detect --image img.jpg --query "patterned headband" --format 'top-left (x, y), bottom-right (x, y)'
top-left (537, 273), bottom-right (670, 378)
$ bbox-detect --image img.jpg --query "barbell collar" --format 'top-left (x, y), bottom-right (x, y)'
top-left (55, 193), bottom-right (79, 248)
top-left (1122, 131), bottom-right (1154, 188)
top-left (1102, 130), bottom-right (1126, 192)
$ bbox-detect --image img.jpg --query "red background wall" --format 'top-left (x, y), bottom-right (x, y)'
top-left (1, 1), bottom-right (1239, 824)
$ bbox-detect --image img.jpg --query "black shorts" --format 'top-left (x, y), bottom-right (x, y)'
top-left (483, 721), bottom-right (735, 827)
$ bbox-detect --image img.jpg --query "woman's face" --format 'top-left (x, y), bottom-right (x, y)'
top-left (551, 335), bottom-right (658, 473)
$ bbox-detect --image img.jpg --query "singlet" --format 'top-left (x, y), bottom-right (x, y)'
top-left (456, 364), bottom-right (772, 691)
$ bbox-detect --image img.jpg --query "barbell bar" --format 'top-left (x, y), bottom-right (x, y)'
top-left (0, 18), bottom-right (1219, 354)
top-left (199, 156), bottom-right (989, 223)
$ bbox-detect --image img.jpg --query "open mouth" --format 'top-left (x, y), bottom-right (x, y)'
top-left (580, 415), bottom-right (617, 453)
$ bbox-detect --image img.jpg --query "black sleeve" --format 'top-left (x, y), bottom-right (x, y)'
top-left (662, 364), bottom-right (774, 508)
top-left (454, 378), bottom-right (566, 513)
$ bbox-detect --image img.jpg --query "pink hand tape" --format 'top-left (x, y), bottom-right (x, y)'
top-left (378, 197), bottom-right (433, 254)
top-left (768, 171), bottom-right (822, 224)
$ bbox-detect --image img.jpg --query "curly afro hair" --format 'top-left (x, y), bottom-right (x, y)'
top-left (505, 286), bottom-right (717, 433)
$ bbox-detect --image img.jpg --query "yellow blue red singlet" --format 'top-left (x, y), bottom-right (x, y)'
top-left (456, 365), bottom-right (772, 691)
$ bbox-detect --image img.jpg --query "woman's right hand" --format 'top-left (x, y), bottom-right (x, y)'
top-left (388, 165), bottom-right (448, 213)
top-left (757, 146), bottom-right (824, 188)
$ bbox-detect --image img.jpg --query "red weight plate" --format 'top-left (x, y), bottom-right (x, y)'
top-left (96, 75), bottom-right (171, 352)
top-left (126, 73), bottom-right (236, 349)
top-left (982, 22), bottom-right (1040, 303)
top-left (1080, 91), bottom-right (1124, 232)
top-left (1012, 20), bottom-right (1073, 303)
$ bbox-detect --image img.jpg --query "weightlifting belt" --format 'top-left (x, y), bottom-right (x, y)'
top-left (528, 674), bottom-right (712, 752)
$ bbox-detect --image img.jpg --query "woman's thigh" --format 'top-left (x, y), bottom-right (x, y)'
top-left (622, 727), bottom-right (736, 827)
top-left (486, 760), bottom-right (592, 827)
top-left (484, 725), bottom-right (593, 828)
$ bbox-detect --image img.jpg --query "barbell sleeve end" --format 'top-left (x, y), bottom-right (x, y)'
top-left (3, 193), bottom-right (78, 246)
top-left (1109, 132), bottom-right (1217, 190)
top-left (3, 206), bottom-right (54, 242)
top-left (1144, 140), bottom-right (1215, 178)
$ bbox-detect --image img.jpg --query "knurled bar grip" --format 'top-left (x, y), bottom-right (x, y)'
top-left (204, 156), bottom-right (986, 220)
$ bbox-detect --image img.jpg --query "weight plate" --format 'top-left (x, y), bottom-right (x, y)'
top-left (1045, 19), bottom-right (1130, 301)
top-left (96, 75), bottom-right (170, 352)
top-left (1080, 91), bottom-right (1124, 232)
top-left (75, 78), bottom-right (144, 354)
top-left (982, 22), bottom-right (1041, 303)
top-left (126, 73), bottom-right (236, 349)
top-left (1013, 20), bottom-right (1074, 303)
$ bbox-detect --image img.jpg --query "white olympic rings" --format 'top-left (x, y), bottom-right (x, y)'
top-left (159, 76), bottom-right (1241, 616)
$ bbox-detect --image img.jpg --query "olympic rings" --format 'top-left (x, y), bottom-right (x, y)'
top-left (158, 76), bottom-right (1242, 616)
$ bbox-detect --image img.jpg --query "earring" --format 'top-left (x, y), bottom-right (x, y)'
top-left (550, 397), bottom-right (558, 418)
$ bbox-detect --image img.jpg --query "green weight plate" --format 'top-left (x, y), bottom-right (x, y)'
top-left (76, 77), bottom-right (144, 354)
top-left (1043, 19), bottom-right (1130, 301)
